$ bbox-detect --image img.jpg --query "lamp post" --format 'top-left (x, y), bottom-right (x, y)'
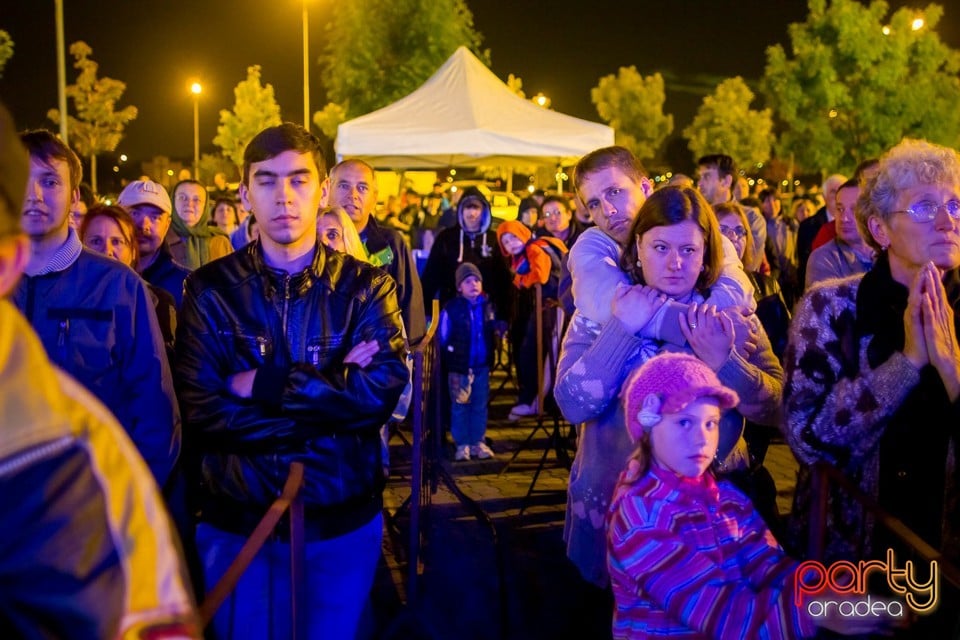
top-left (191, 82), bottom-right (202, 179)
top-left (302, 0), bottom-right (310, 128)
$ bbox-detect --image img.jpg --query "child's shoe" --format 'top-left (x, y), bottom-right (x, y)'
top-left (471, 442), bottom-right (495, 459)
top-left (454, 445), bottom-right (471, 461)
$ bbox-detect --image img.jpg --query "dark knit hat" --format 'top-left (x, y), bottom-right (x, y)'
top-left (623, 353), bottom-right (738, 442)
top-left (455, 262), bottom-right (482, 288)
top-left (0, 103), bottom-right (28, 236)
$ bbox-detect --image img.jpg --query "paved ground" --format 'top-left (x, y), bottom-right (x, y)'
top-left (368, 368), bottom-right (801, 640)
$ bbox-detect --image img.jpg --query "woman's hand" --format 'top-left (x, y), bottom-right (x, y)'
top-left (679, 303), bottom-right (734, 371)
top-left (611, 283), bottom-right (667, 334)
top-left (343, 339), bottom-right (379, 368)
top-left (723, 307), bottom-right (760, 359)
top-left (903, 266), bottom-right (930, 370)
top-left (919, 263), bottom-right (960, 400)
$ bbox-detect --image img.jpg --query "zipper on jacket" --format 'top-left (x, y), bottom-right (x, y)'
top-left (257, 336), bottom-right (267, 357)
top-left (307, 344), bottom-right (320, 367)
top-left (0, 436), bottom-right (75, 478)
top-left (281, 274), bottom-right (292, 343)
top-left (57, 318), bottom-right (69, 362)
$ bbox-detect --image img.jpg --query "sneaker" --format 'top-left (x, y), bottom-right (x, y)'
top-left (508, 401), bottom-right (538, 419)
top-left (471, 442), bottom-right (495, 459)
top-left (454, 445), bottom-right (471, 461)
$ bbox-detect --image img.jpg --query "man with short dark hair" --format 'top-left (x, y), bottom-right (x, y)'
top-left (804, 178), bottom-right (874, 288)
top-left (328, 158), bottom-right (425, 342)
top-left (0, 103), bottom-right (197, 640)
top-left (176, 123), bottom-right (407, 639)
top-left (699, 154), bottom-right (766, 271)
top-left (13, 130), bottom-right (179, 486)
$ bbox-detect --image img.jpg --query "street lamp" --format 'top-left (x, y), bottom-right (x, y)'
top-left (191, 82), bottom-right (202, 180)
top-left (302, 0), bottom-right (311, 128)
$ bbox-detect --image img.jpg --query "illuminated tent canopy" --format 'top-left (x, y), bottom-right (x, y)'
top-left (335, 46), bottom-right (614, 169)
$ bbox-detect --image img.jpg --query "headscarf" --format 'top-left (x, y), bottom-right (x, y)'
top-left (169, 204), bottom-right (228, 270)
top-left (496, 219), bottom-right (567, 289)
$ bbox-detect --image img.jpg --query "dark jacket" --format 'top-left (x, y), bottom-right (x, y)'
top-left (361, 217), bottom-right (426, 343)
top-left (796, 207), bottom-right (828, 292)
top-left (13, 248), bottom-right (180, 486)
top-left (175, 241), bottom-right (408, 541)
top-left (438, 293), bottom-right (495, 373)
top-left (421, 187), bottom-right (513, 321)
top-left (746, 270), bottom-right (790, 362)
top-left (142, 243), bottom-right (191, 308)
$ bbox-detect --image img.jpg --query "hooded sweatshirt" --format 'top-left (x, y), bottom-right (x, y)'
top-left (421, 186), bottom-right (513, 320)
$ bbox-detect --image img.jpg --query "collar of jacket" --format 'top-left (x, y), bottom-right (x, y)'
top-left (248, 239), bottom-right (328, 300)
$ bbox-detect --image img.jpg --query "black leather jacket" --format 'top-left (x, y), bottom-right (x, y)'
top-left (175, 241), bottom-right (407, 540)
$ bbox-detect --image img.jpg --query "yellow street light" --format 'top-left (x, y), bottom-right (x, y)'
top-left (882, 25), bottom-right (891, 35)
top-left (533, 92), bottom-right (550, 108)
top-left (912, 17), bottom-right (925, 31)
top-left (190, 82), bottom-right (202, 179)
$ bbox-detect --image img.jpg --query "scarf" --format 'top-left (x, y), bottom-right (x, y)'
top-left (169, 207), bottom-right (228, 270)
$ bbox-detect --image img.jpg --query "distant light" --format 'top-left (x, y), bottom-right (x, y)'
top-left (654, 176), bottom-right (661, 183)
top-left (782, 180), bottom-right (789, 186)
top-left (748, 179), bottom-right (756, 186)
top-left (828, 108), bottom-right (839, 118)
top-left (794, 180), bottom-right (800, 186)
top-left (446, 176), bottom-right (453, 183)
top-left (167, 169), bottom-right (175, 176)
top-left (882, 25), bottom-right (891, 35)
top-left (666, 172), bottom-right (673, 178)
top-left (450, 185), bottom-right (458, 193)
top-left (450, 169), bottom-right (457, 176)
top-left (119, 154), bottom-right (127, 162)
top-left (191, 82), bottom-right (202, 95)
top-left (527, 184), bottom-right (535, 193)
top-left (533, 92), bottom-right (550, 108)
top-left (912, 17), bottom-right (924, 31)
top-left (104, 199), bottom-right (113, 205)
top-left (112, 166), bottom-right (119, 173)
top-left (756, 162), bottom-right (763, 169)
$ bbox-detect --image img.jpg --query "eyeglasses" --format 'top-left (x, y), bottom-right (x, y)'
top-left (542, 209), bottom-right (565, 219)
top-left (891, 200), bottom-right (960, 223)
top-left (719, 224), bottom-right (747, 239)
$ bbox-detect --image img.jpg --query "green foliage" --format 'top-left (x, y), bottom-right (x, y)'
top-left (591, 67), bottom-right (673, 165)
top-left (319, 0), bottom-right (487, 118)
top-left (683, 77), bottom-right (774, 171)
top-left (313, 102), bottom-right (347, 140)
top-left (47, 42), bottom-right (137, 194)
top-left (213, 65), bottom-right (282, 171)
top-left (762, 0), bottom-right (960, 175)
top-left (198, 153), bottom-right (239, 185)
top-left (506, 74), bottom-right (525, 99)
top-left (0, 30), bottom-right (13, 77)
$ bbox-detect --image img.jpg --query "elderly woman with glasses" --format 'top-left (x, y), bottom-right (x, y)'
top-left (784, 140), bottom-right (960, 597)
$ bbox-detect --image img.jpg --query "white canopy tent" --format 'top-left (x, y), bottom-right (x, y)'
top-left (335, 46), bottom-right (614, 174)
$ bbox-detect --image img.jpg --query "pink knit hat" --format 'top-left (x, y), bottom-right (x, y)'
top-left (623, 353), bottom-right (739, 442)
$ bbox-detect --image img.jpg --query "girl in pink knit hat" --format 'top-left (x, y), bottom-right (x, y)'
top-left (606, 352), bottom-right (897, 639)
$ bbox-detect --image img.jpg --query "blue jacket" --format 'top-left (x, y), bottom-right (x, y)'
top-left (143, 243), bottom-right (191, 308)
top-left (0, 300), bottom-right (196, 637)
top-left (13, 243), bottom-right (180, 486)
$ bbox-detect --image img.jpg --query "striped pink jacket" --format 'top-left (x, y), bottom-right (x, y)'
top-left (607, 463), bottom-right (815, 639)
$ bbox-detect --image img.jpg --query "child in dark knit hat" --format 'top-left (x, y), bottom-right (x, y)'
top-left (606, 353), bottom-right (896, 639)
top-left (438, 262), bottom-right (496, 460)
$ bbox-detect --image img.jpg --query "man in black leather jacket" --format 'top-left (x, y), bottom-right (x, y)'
top-left (175, 123), bottom-right (407, 639)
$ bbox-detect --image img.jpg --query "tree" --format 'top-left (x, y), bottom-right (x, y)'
top-left (682, 77), bottom-right (774, 171)
top-left (762, 0), bottom-right (960, 175)
top-left (506, 74), bottom-right (525, 99)
top-left (318, 0), bottom-right (487, 121)
top-left (213, 65), bottom-right (282, 173)
top-left (0, 30), bottom-right (13, 77)
top-left (197, 153), bottom-right (239, 186)
top-left (591, 67), bottom-right (673, 165)
top-left (312, 102), bottom-right (347, 141)
top-left (47, 42), bottom-right (137, 195)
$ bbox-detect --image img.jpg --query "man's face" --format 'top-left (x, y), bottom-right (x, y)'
top-left (825, 181), bottom-right (842, 217)
top-left (697, 165), bottom-right (729, 205)
top-left (240, 150), bottom-right (322, 252)
top-left (21, 155), bottom-right (76, 241)
top-left (461, 199), bottom-right (484, 232)
top-left (129, 204), bottom-right (171, 259)
top-left (835, 186), bottom-right (862, 246)
top-left (762, 195), bottom-right (781, 219)
top-left (330, 163), bottom-right (377, 232)
top-left (578, 166), bottom-right (649, 245)
top-left (543, 201), bottom-right (571, 234)
top-left (174, 183), bottom-right (207, 227)
top-left (69, 200), bottom-right (88, 230)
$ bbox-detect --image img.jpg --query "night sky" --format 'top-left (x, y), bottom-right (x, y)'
top-left (2, 0), bottom-right (957, 172)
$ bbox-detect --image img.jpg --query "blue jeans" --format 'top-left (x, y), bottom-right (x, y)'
top-left (197, 512), bottom-right (382, 640)
top-left (449, 367), bottom-right (489, 446)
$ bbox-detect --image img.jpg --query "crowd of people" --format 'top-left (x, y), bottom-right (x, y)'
top-left (1, 91), bottom-right (959, 638)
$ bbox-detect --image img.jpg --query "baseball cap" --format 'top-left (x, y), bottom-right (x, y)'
top-left (117, 179), bottom-right (172, 213)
